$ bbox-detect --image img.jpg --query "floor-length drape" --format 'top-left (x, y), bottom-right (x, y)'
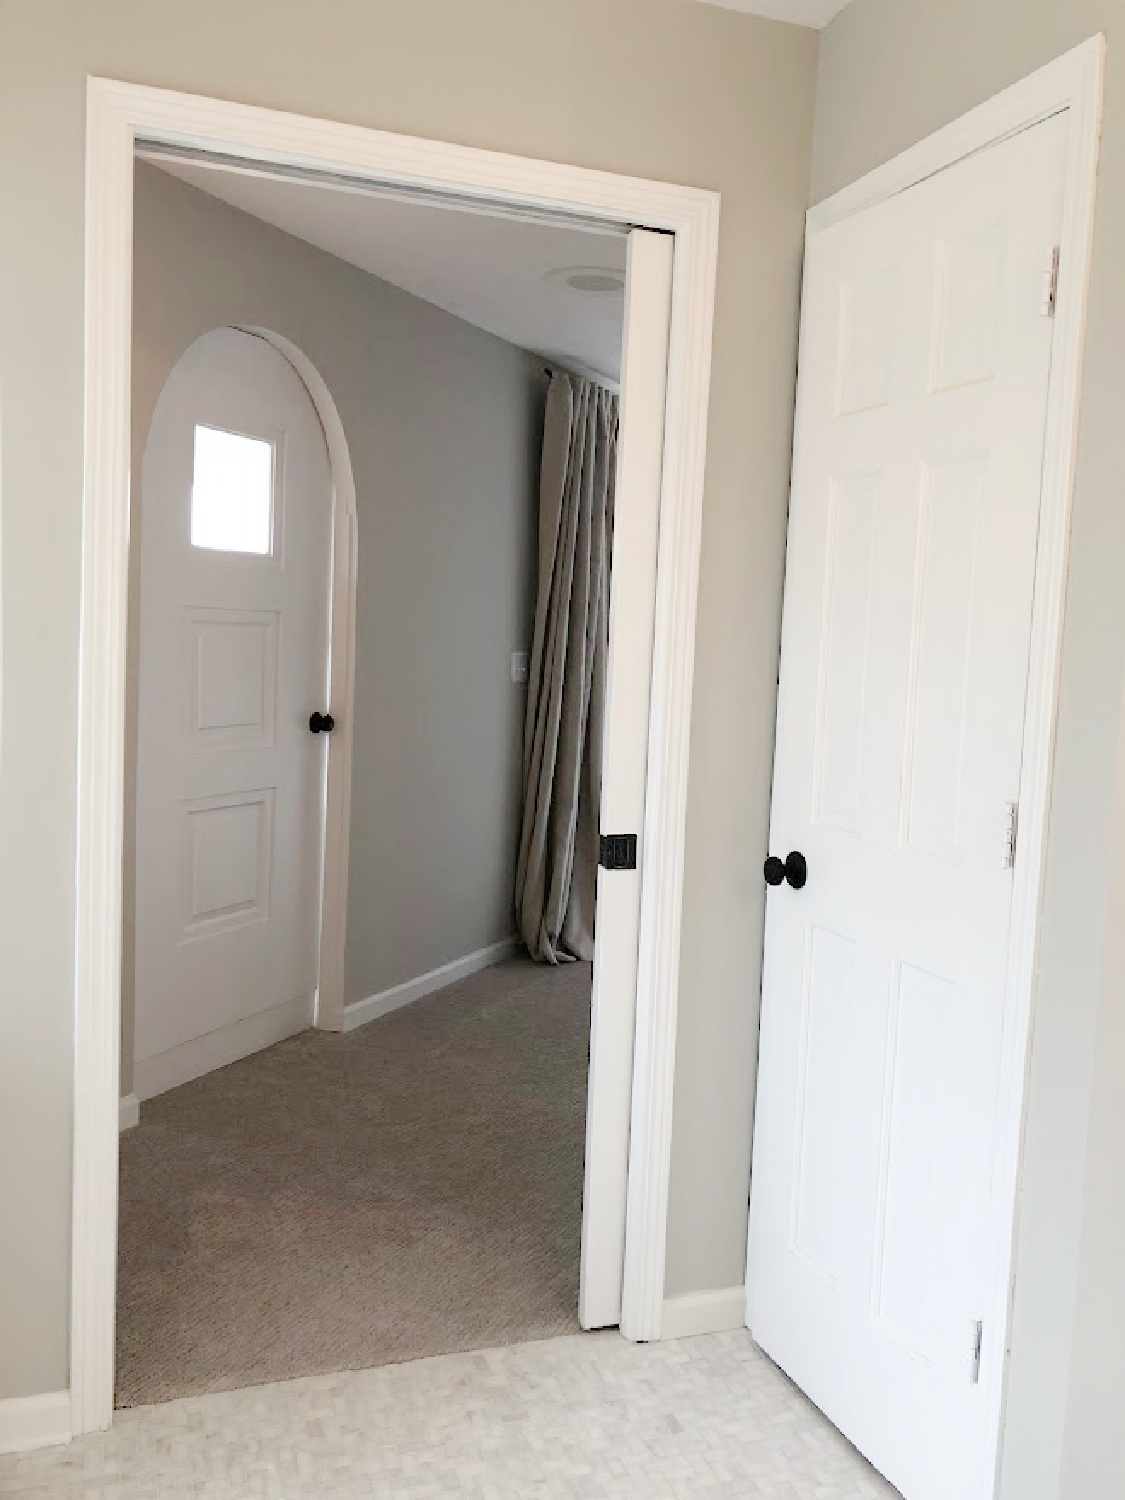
top-left (515, 371), bottom-right (618, 963)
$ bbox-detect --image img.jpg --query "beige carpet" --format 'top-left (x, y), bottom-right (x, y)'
top-left (116, 955), bottom-right (591, 1407)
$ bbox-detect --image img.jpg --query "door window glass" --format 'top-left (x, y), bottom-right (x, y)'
top-left (191, 425), bottom-right (274, 555)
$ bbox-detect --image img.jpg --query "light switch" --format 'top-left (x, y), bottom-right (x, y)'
top-left (511, 650), bottom-right (529, 684)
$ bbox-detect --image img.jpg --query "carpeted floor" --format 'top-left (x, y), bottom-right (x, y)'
top-left (116, 955), bottom-right (591, 1408)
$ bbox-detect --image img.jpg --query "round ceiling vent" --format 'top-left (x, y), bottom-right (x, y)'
top-left (546, 266), bottom-right (626, 295)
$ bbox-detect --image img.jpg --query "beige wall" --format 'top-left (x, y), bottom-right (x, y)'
top-left (123, 162), bottom-right (542, 1097)
top-left (813, 5), bottom-right (1125, 1497)
top-left (0, 0), bottom-right (818, 1396)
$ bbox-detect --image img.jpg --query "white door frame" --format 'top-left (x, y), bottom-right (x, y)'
top-left (73, 77), bottom-right (720, 1434)
top-left (240, 325), bottom-right (359, 1038)
top-left (747, 37), bottom-right (1104, 1500)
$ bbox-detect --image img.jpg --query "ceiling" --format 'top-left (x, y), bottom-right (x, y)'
top-left (146, 156), bottom-right (628, 384)
top-left (694, 0), bottom-right (850, 27)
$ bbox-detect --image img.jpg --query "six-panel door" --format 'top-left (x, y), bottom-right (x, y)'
top-left (748, 115), bottom-right (1069, 1500)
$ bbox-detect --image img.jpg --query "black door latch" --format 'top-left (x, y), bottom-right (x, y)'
top-left (764, 850), bottom-right (807, 889)
top-left (599, 833), bottom-right (638, 871)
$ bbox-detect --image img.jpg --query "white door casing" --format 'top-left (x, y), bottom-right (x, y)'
top-left (580, 229), bottom-right (674, 1332)
top-left (748, 115), bottom-right (1068, 1500)
top-left (77, 76), bottom-right (720, 1435)
top-left (134, 327), bottom-right (332, 1089)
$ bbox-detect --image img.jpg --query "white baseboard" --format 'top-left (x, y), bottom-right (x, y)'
top-left (0, 1390), bottom-right (71, 1456)
top-left (118, 1092), bottom-right (140, 1132)
top-left (661, 1286), bottom-right (747, 1341)
top-left (134, 992), bottom-right (315, 1102)
top-left (343, 936), bottom-right (522, 1033)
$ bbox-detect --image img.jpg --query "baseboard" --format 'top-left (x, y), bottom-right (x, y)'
top-left (134, 992), bottom-right (315, 1102)
top-left (661, 1286), bottom-right (747, 1341)
top-left (0, 1390), bottom-right (71, 1456)
top-left (343, 936), bottom-right (522, 1033)
top-left (118, 1092), bottom-right (140, 1132)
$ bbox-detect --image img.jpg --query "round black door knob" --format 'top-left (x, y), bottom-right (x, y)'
top-left (309, 711), bottom-right (335, 734)
top-left (764, 851), bottom-right (807, 890)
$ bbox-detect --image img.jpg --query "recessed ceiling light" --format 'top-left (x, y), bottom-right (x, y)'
top-left (546, 266), bottom-right (626, 295)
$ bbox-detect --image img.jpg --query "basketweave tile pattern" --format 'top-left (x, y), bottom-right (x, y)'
top-left (1, 1331), bottom-right (899, 1499)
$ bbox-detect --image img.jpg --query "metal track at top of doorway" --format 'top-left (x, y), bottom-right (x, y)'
top-left (135, 140), bottom-right (641, 238)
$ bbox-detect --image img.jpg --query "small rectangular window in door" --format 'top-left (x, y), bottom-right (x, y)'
top-left (191, 425), bottom-right (275, 555)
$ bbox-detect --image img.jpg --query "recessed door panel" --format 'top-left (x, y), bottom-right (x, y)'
top-left (181, 789), bottom-right (274, 937)
top-left (931, 224), bottom-right (1006, 392)
top-left (815, 475), bottom-right (881, 834)
top-left (189, 609), bottom-right (278, 750)
top-left (790, 926), bottom-right (859, 1284)
top-left (902, 458), bottom-right (987, 861)
top-left (872, 961), bottom-right (970, 1365)
top-left (837, 269), bottom-right (898, 416)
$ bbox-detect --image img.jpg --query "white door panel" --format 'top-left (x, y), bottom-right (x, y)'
top-left (135, 328), bottom-right (331, 1074)
top-left (748, 116), bottom-right (1068, 1500)
top-left (580, 229), bottom-right (673, 1330)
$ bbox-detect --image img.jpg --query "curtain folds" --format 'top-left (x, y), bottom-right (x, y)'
top-left (515, 371), bottom-right (619, 963)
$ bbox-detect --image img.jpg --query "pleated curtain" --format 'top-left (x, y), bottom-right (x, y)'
top-left (515, 371), bottom-right (619, 963)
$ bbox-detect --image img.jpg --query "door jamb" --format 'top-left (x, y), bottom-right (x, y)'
top-left (74, 77), bottom-right (720, 1434)
top-left (240, 326), bottom-right (358, 1035)
top-left (753, 36), bottom-right (1104, 1500)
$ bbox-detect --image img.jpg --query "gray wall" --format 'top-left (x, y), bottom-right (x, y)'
top-left (813, 5), bottom-right (1125, 1498)
top-left (0, 0), bottom-right (818, 1397)
top-left (123, 161), bottom-right (542, 1097)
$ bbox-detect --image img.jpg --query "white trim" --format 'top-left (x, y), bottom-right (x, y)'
top-left (580, 231), bottom-right (674, 1335)
top-left (75, 77), bottom-right (720, 1431)
top-left (757, 36), bottom-right (1104, 1500)
top-left (620, 138), bottom-right (720, 1350)
top-left (132, 993), bottom-right (315, 1102)
top-left (661, 1286), bottom-right (746, 1341)
top-left (118, 1092), bottom-right (139, 1132)
top-left (0, 1391), bottom-right (71, 1456)
top-left (238, 328), bottom-right (358, 1036)
top-left (807, 40), bottom-right (1102, 235)
top-left (342, 937), bottom-right (521, 1033)
top-left (985, 39), bottom-right (1104, 1500)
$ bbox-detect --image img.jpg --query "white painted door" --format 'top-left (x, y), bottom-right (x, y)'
top-left (747, 116), bottom-right (1068, 1500)
top-left (135, 327), bottom-right (332, 1093)
top-left (580, 230), bottom-right (674, 1330)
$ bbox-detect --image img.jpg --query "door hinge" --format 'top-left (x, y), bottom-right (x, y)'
top-left (1002, 801), bottom-right (1019, 870)
top-left (970, 1319), bottom-right (984, 1385)
top-left (1041, 246), bottom-right (1060, 317)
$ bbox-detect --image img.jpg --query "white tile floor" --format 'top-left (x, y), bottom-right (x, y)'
top-left (0, 1331), bottom-right (899, 1499)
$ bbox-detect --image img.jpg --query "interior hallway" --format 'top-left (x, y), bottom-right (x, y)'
top-left (3, 1330), bottom-right (898, 1499)
top-left (116, 956), bottom-right (590, 1407)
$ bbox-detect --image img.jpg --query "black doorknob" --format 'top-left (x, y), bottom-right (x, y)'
top-left (309, 711), bottom-right (335, 734)
top-left (764, 851), bottom-right (807, 890)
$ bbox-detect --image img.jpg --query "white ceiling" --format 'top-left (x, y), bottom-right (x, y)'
top-left (146, 156), bottom-right (628, 383)
top-left (694, 0), bottom-right (850, 27)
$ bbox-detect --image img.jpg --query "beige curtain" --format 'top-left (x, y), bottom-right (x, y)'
top-left (515, 372), bottom-right (619, 963)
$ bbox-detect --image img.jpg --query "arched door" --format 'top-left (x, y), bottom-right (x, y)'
top-left (134, 327), bottom-right (333, 1093)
